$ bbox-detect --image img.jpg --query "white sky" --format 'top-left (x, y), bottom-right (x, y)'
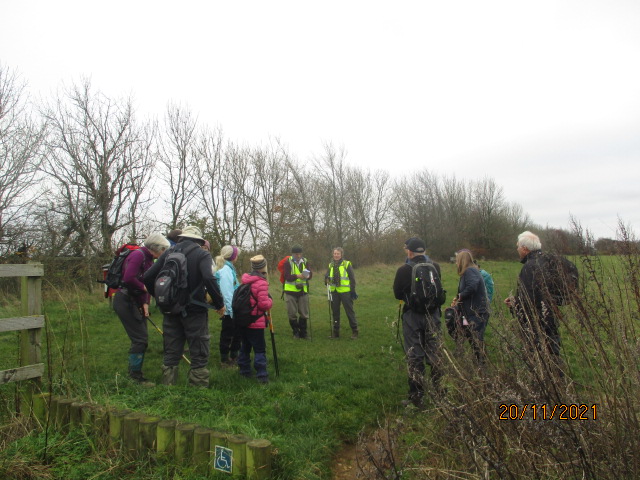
top-left (3, 0), bottom-right (639, 240)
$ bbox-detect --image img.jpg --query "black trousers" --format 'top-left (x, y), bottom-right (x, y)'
top-left (219, 315), bottom-right (241, 358)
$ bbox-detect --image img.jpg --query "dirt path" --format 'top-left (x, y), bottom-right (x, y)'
top-left (331, 443), bottom-right (359, 479)
top-left (330, 420), bottom-right (401, 479)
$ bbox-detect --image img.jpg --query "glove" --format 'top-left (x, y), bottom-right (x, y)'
top-left (351, 291), bottom-right (358, 300)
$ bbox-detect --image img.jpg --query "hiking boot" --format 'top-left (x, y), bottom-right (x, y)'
top-left (350, 331), bottom-right (359, 340)
top-left (161, 365), bottom-right (179, 386)
top-left (130, 371), bottom-right (155, 388)
top-left (257, 376), bottom-right (269, 384)
top-left (329, 332), bottom-right (339, 339)
top-left (188, 367), bottom-right (210, 388)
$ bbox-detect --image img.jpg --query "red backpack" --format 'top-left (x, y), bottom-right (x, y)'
top-left (277, 256), bottom-right (291, 284)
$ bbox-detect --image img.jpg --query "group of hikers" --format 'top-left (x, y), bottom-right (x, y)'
top-left (111, 225), bottom-right (575, 409)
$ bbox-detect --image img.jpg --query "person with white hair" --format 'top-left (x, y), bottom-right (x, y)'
top-left (505, 230), bottom-right (563, 376)
top-left (113, 233), bottom-right (170, 387)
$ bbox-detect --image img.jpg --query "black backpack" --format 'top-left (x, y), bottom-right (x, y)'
top-left (541, 253), bottom-right (579, 306)
top-left (103, 247), bottom-right (138, 290)
top-left (231, 283), bottom-right (262, 327)
top-left (408, 261), bottom-right (446, 313)
top-left (154, 243), bottom-right (201, 315)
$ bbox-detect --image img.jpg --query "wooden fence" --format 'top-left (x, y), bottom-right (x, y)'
top-left (0, 264), bottom-right (44, 398)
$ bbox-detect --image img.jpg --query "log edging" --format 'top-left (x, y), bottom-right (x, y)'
top-left (29, 393), bottom-right (272, 479)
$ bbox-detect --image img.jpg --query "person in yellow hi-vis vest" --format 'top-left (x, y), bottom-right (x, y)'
top-left (283, 244), bottom-right (313, 339)
top-left (325, 247), bottom-right (358, 339)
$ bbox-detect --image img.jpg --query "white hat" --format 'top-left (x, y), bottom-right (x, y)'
top-left (178, 225), bottom-right (205, 241)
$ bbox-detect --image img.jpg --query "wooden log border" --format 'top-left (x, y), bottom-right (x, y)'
top-left (30, 394), bottom-right (272, 478)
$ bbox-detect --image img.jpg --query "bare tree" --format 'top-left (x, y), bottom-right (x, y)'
top-left (0, 64), bottom-right (45, 256)
top-left (41, 79), bottom-right (154, 256)
top-left (244, 140), bottom-right (293, 263)
top-left (347, 167), bottom-right (393, 243)
top-left (157, 102), bottom-right (199, 229)
top-left (194, 129), bottom-right (252, 249)
top-left (313, 142), bottom-right (349, 248)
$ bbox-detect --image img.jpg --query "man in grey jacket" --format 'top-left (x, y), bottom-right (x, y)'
top-left (144, 225), bottom-right (225, 387)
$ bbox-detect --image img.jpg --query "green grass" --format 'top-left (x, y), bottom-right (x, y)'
top-left (1, 264), bottom-right (416, 479)
top-left (2, 254), bottom-right (637, 479)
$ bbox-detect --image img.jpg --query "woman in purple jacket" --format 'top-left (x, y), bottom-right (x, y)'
top-left (237, 255), bottom-right (273, 384)
top-left (113, 233), bottom-right (169, 386)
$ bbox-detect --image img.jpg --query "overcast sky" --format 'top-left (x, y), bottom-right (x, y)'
top-left (3, 0), bottom-right (639, 240)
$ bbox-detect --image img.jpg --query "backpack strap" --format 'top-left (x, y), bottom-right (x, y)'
top-left (181, 242), bottom-right (216, 311)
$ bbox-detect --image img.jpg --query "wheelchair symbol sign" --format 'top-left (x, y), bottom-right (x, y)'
top-left (214, 445), bottom-right (233, 473)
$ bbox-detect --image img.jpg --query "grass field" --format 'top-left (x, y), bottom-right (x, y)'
top-left (1, 253), bottom-right (638, 479)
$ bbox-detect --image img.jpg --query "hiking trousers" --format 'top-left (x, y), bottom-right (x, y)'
top-left (163, 310), bottom-right (210, 369)
top-left (331, 291), bottom-right (358, 334)
top-left (402, 308), bottom-right (443, 400)
top-left (238, 327), bottom-right (268, 381)
top-left (285, 293), bottom-right (309, 337)
top-left (112, 290), bottom-right (148, 354)
top-left (219, 314), bottom-right (241, 360)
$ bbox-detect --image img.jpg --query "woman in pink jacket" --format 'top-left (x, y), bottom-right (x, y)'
top-left (238, 255), bottom-right (273, 383)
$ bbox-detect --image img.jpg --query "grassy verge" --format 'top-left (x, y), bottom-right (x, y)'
top-left (0, 263), bottom-right (416, 479)
top-left (2, 248), bottom-right (638, 479)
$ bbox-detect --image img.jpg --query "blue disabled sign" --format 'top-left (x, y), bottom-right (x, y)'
top-left (214, 445), bottom-right (233, 474)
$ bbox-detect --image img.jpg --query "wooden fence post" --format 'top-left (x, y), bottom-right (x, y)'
top-left (139, 415), bottom-right (161, 454)
top-left (174, 422), bottom-right (196, 462)
top-left (157, 419), bottom-right (177, 456)
top-left (247, 439), bottom-right (272, 480)
top-left (193, 427), bottom-right (212, 474)
top-left (228, 433), bottom-right (252, 476)
top-left (20, 264), bottom-right (43, 414)
top-left (108, 409), bottom-right (131, 449)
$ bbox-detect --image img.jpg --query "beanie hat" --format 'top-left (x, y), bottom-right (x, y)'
top-left (221, 245), bottom-right (240, 261)
top-left (291, 244), bottom-right (303, 253)
top-left (406, 237), bottom-right (426, 253)
top-left (250, 255), bottom-right (268, 273)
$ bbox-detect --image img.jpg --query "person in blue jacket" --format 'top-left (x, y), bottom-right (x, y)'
top-left (214, 245), bottom-right (241, 367)
top-left (451, 249), bottom-right (490, 364)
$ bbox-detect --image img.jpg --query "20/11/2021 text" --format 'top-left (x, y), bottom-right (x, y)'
top-left (498, 404), bottom-right (598, 420)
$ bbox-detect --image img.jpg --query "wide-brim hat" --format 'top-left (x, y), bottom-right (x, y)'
top-left (178, 225), bottom-right (205, 242)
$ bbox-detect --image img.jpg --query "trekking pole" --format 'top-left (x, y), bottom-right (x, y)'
top-left (305, 274), bottom-right (312, 341)
top-left (327, 284), bottom-right (333, 335)
top-left (146, 315), bottom-right (191, 365)
top-left (396, 300), bottom-right (404, 347)
top-left (265, 310), bottom-right (280, 377)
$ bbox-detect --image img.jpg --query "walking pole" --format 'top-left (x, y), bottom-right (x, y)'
top-left (146, 315), bottom-right (191, 365)
top-left (265, 310), bottom-right (280, 377)
top-left (327, 284), bottom-right (334, 337)
top-left (396, 301), bottom-right (404, 348)
top-left (305, 275), bottom-right (312, 341)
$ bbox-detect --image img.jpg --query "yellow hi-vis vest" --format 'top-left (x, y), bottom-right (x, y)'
top-left (328, 260), bottom-right (351, 293)
top-left (284, 257), bottom-right (309, 293)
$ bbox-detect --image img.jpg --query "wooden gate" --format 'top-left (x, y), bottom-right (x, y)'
top-left (0, 263), bottom-right (44, 411)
